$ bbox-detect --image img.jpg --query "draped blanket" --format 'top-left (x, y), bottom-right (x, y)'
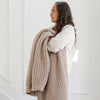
top-left (25, 28), bottom-right (68, 100)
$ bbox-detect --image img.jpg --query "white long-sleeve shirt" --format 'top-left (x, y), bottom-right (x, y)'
top-left (47, 24), bottom-right (75, 75)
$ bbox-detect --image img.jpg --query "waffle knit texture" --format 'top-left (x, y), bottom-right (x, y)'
top-left (25, 28), bottom-right (69, 100)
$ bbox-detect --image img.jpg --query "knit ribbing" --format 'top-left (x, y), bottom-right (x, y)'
top-left (25, 28), bottom-right (69, 100)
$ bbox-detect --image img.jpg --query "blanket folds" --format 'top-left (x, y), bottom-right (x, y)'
top-left (25, 28), bottom-right (68, 100)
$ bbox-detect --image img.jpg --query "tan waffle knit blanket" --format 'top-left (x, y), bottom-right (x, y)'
top-left (25, 28), bottom-right (68, 100)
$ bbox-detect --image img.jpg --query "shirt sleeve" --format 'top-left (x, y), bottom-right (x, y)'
top-left (47, 25), bottom-right (75, 53)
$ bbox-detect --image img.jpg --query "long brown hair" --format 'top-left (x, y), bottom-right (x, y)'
top-left (52, 1), bottom-right (78, 55)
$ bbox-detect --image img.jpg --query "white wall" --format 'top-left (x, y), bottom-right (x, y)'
top-left (88, 0), bottom-right (100, 99)
top-left (0, 0), bottom-right (100, 100)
